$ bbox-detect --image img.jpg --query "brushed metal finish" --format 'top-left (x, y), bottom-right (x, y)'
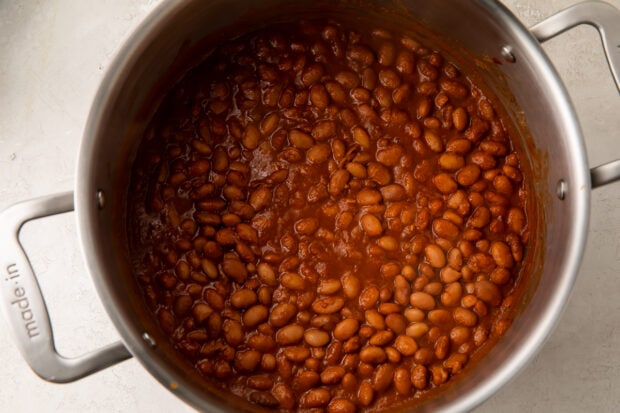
top-left (0, 192), bottom-right (131, 382)
top-left (530, 0), bottom-right (620, 92)
top-left (591, 159), bottom-right (620, 187)
top-left (75, 0), bottom-right (590, 411)
top-left (530, 0), bottom-right (620, 189)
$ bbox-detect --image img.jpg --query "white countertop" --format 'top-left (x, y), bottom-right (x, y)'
top-left (1, 1), bottom-right (620, 411)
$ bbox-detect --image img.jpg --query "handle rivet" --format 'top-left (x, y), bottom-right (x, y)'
top-left (557, 179), bottom-right (567, 200)
top-left (142, 332), bottom-right (156, 348)
top-left (501, 45), bottom-right (516, 63)
top-left (96, 189), bottom-right (106, 210)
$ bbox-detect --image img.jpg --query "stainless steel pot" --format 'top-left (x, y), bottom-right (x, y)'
top-left (2, 0), bottom-right (620, 411)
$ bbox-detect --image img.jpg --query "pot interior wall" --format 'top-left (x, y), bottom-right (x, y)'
top-left (78, 0), bottom-right (589, 411)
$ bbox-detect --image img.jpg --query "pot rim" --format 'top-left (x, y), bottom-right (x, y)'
top-left (76, 0), bottom-right (590, 411)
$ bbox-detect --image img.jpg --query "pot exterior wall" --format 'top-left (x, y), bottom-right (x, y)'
top-left (76, 1), bottom-right (589, 411)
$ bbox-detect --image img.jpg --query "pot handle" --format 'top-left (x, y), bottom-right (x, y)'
top-left (0, 192), bottom-right (132, 383)
top-left (530, 0), bottom-right (620, 188)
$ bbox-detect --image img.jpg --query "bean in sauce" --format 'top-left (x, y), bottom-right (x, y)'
top-left (127, 18), bottom-right (529, 412)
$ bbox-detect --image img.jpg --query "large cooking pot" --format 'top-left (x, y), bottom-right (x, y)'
top-left (2, 0), bottom-right (620, 411)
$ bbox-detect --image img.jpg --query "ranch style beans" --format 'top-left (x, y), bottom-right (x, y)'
top-left (127, 18), bottom-right (529, 412)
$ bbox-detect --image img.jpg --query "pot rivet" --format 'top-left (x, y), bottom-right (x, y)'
top-left (501, 45), bottom-right (516, 63)
top-left (96, 189), bottom-right (106, 210)
top-left (142, 332), bottom-right (156, 348)
top-left (557, 179), bottom-right (567, 200)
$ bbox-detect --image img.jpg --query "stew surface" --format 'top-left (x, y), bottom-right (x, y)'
top-left (127, 18), bottom-right (529, 412)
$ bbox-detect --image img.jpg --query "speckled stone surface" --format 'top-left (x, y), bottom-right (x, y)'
top-left (1, 1), bottom-right (619, 411)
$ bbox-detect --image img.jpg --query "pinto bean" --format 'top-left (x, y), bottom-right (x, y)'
top-left (372, 363), bottom-right (395, 391)
top-left (221, 258), bottom-right (248, 283)
top-left (317, 366), bottom-right (345, 386)
top-left (410, 292), bottom-right (436, 310)
top-left (377, 235), bottom-right (399, 251)
top-left (235, 349), bottom-right (262, 373)
top-left (360, 286), bottom-right (380, 310)
top-left (441, 282), bottom-right (463, 307)
top-left (248, 334), bottom-right (276, 352)
top-left (394, 367), bottom-right (412, 395)
top-left (270, 303), bottom-right (297, 327)
top-left (243, 305), bottom-right (269, 327)
top-left (242, 123), bottom-right (261, 150)
top-left (425, 244), bottom-right (446, 268)
top-left (424, 130), bottom-right (443, 152)
top-left (438, 153), bottom-right (465, 171)
top-left (341, 272), bottom-right (361, 299)
top-left (377, 145), bottom-right (404, 166)
top-left (490, 240), bottom-right (514, 268)
top-left (358, 381), bottom-right (375, 406)
top-left (507, 207), bottom-right (526, 233)
top-left (346, 162), bottom-right (367, 178)
top-left (305, 329), bottom-right (331, 347)
top-left (289, 129), bottom-right (315, 149)
top-left (281, 272), bottom-right (306, 290)
top-left (360, 346), bottom-right (387, 364)
top-left (307, 143), bottom-right (332, 164)
top-left (412, 365), bottom-right (429, 390)
top-left (367, 162), bottom-right (392, 185)
top-left (348, 44), bottom-right (375, 67)
top-left (406, 322), bottom-right (429, 338)
top-left (360, 214), bottom-right (384, 236)
top-left (310, 120), bottom-right (335, 140)
top-left (231, 289), bottom-right (258, 308)
top-left (312, 296), bottom-right (345, 314)
top-left (380, 184), bottom-right (406, 201)
top-left (364, 310), bottom-right (385, 332)
top-left (454, 307), bottom-right (478, 327)
top-left (394, 335), bottom-right (418, 356)
top-left (295, 217), bottom-right (320, 235)
top-left (433, 218), bottom-right (460, 240)
top-left (474, 280), bottom-right (502, 306)
top-left (335, 70), bottom-right (360, 89)
top-left (329, 169), bottom-right (350, 196)
top-left (276, 324), bottom-right (305, 345)
top-left (357, 188), bottom-right (382, 205)
top-left (352, 126), bottom-right (371, 149)
top-left (328, 398), bottom-right (357, 413)
top-left (325, 81), bottom-right (347, 104)
top-left (302, 63), bottom-right (325, 87)
top-left (433, 173), bottom-right (457, 194)
top-left (300, 388), bottom-right (332, 408)
top-left (334, 318), bottom-right (360, 341)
